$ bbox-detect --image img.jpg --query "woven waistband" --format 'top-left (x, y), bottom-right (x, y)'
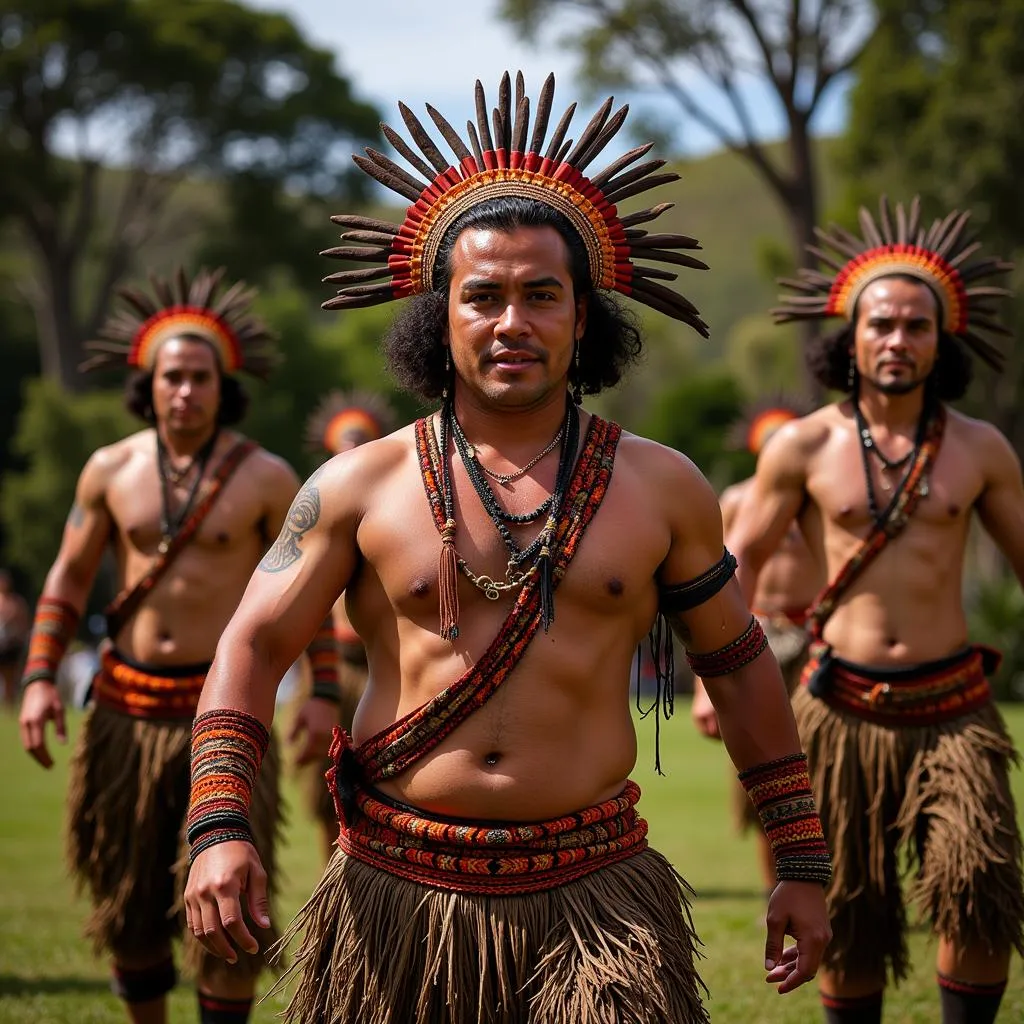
top-left (801, 644), bottom-right (995, 725)
top-left (92, 647), bottom-right (208, 719)
top-left (337, 779), bottom-right (649, 894)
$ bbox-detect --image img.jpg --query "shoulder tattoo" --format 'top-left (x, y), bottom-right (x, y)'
top-left (258, 473), bottom-right (322, 574)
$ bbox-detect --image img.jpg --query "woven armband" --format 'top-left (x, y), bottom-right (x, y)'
top-left (738, 752), bottom-right (832, 886)
top-left (21, 596), bottom-right (80, 689)
top-left (186, 709), bottom-right (270, 861)
top-left (685, 616), bottom-right (767, 677)
top-left (308, 617), bottom-right (342, 703)
top-left (659, 548), bottom-right (738, 615)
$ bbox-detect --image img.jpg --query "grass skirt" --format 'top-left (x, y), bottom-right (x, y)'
top-left (66, 702), bottom-right (282, 981)
top-left (793, 683), bottom-right (1024, 982)
top-left (273, 845), bottom-right (709, 1023)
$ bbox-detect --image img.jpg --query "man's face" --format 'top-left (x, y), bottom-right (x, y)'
top-left (445, 225), bottom-right (587, 409)
top-left (852, 277), bottom-right (940, 395)
top-left (151, 338), bottom-right (221, 436)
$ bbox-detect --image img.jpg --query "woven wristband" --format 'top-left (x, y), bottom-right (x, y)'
top-left (21, 596), bottom-right (80, 690)
top-left (738, 752), bottom-right (832, 885)
top-left (308, 617), bottom-right (341, 703)
top-left (186, 708), bottom-right (270, 861)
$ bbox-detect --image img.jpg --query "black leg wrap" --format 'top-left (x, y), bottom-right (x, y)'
top-left (110, 956), bottom-right (177, 1003)
top-left (938, 973), bottom-right (1006, 1024)
top-left (821, 990), bottom-right (883, 1024)
top-left (198, 992), bottom-right (254, 1023)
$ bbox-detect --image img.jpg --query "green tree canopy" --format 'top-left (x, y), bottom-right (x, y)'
top-left (0, 0), bottom-right (381, 390)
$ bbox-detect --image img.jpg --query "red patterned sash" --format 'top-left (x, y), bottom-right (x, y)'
top-left (338, 780), bottom-right (648, 894)
top-left (799, 645), bottom-right (997, 726)
top-left (92, 646), bottom-right (208, 719)
top-left (104, 438), bottom-right (257, 638)
top-left (326, 415), bottom-right (620, 823)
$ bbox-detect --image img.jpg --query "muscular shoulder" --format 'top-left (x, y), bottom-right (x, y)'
top-left (615, 428), bottom-right (722, 539)
top-left (947, 407), bottom-right (1021, 479)
top-left (78, 429), bottom-right (151, 504)
top-left (240, 443), bottom-right (300, 492)
top-left (755, 404), bottom-right (836, 486)
top-left (313, 423), bottom-right (417, 515)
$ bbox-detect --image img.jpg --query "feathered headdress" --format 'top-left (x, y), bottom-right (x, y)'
top-left (321, 70), bottom-right (709, 335)
top-left (305, 390), bottom-right (397, 454)
top-left (773, 196), bottom-right (1012, 370)
top-left (81, 266), bottom-right (279, 378)
top-left (727, 393), bottom-right (813, 455)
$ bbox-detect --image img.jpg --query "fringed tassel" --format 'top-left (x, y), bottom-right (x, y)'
top-left (438, 518), bottom-right (460, 641)
top-left (635, 612), bottom-right (676, 775)
top-left (538, 516), bottom-right (557, 632)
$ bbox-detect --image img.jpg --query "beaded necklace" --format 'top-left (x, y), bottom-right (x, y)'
top-left (156, 429), bottom-right (219, 555)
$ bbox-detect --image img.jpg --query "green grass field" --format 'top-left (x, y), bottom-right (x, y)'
top-left (2, 705), bottom-right (1023, 1023)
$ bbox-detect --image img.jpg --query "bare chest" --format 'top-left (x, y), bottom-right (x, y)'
top-left (808, 433), bottom-right (981, 539)
top-left (357, 458), bottom-right (668, 630)
top-left (107, 467), bottom-right (267, 556)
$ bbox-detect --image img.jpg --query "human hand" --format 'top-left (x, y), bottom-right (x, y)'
top-left (763, 880), bottom-right (832, 994)
top-left (690, 679), bottom-right (721, 740)
top-left (288, 696), bottom-right (339, 766)
top-left (19, 680), bottom-right (67, 769)
top-left (184, 840), bottom-right (270, 963)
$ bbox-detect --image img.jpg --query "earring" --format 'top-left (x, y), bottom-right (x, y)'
top-left (571, 339), bottom-right (583, 405)
top-left (847, 358), bottom-right (857, 393)
top-left (442, 348), bottom-right (451, 401)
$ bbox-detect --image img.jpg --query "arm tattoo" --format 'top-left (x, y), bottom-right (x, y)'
top-left (258, 476), bottom-right (322, 573)
top-left (67, 504), bottom-right (85, 528)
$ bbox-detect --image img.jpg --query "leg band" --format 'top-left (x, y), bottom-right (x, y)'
top-left (110, 956), bottom-right (177, 1003)
top-left (198, 992), bottom-right (254, 1023)
top-left (937, 972), bottom-right (1007, 1024)
top-left (821, 990), bottom-right (883, 1023)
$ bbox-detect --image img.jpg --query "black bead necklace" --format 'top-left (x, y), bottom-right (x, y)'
top-left (156, 429), bottom-right (219, 554)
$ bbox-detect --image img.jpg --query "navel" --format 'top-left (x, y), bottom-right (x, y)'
top-left (483, 751), bottom-right (501, 768)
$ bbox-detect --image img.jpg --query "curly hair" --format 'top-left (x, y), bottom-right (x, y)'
top-left (806, 276), bottom-right (973, 401)
top-left (382, 197), bottom-right (643, 402)
top-left (124, 369), bottom-right (250, 426)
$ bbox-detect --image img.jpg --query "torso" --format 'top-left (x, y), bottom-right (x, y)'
top-left (102, 430), bottom-right (284, 666)
top-left (800, 402), bottom-right (981, 665)
top-left (338, 413), bottom-right (675, 820)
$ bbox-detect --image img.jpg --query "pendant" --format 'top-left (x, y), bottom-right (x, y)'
top-left (474, 575), bottom-right (501, 600)
top-left (919, 477), bottom-right (930, 498)
top-left (158, 535), bottom-right (171, 555)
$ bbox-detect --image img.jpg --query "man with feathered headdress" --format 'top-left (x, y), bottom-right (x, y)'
top-left (184, 72), bottom-right (832, 1022)
top-left (295, 389), bottom-right (398, 861)
top-left (692, 395), bottom-right (824, 895)
top-left (17, 267), bottom-right (342, 1023)
top-left (728, 198), bottom-right (1024, 1023)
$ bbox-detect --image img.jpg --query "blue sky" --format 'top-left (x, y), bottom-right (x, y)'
top-left (247, 0), bottom-right (854, 160)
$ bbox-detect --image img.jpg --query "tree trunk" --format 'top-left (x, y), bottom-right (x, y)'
top-left (34, 249), bottom-right (86, 394)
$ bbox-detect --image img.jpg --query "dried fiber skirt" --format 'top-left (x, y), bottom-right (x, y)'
top-left (793, 685), bottom-right (1024, 982)
top-left (66, 702), bottom-right (282, 981)
top-left (273, 844), bottom-right (709, 1024)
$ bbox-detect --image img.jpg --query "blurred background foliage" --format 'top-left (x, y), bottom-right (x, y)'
top-left (2, 0), bottom-right (1024, 694)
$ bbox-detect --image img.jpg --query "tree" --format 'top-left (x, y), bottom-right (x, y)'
top-left (498, 0), bottom-right (874, 365)
top-left (0, 0), bottom-right (380, 391)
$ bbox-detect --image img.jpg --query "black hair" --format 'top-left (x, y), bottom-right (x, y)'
top-left (382, 196), bottom-right (643, 402)
top-left (124, 338), bottom-right (250, 426)
top-left (806, 275), bottom-right (973, 401)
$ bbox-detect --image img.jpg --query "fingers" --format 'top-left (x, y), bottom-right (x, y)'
top-left (764, 944), bottom-right (799, 984)
top-left (245, 861), bottom-right (272, 932)
top-left (764, 904), bottom-right (786, 971)
top-left (20, 714), bottom-right (53, 769)
top-left (53, 699), bottom-right (67, 744)
top-left (218, 891), bottom-right (259, 957)
top-left (776, 930), bottom-right (829, 994)
top-left (194, 892), bottom-right (240, 963)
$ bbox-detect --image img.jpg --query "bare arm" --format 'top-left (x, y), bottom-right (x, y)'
top-left (728, 424), bottom-right (809, 608)
top-left (974, 423), bottom-right (1024, 585)
top-left (19, 450), bottom-right (116, 766)
top-left (661, 460), bottom-right (801, 768)
top-left (197, 456), bottom-right (361, 727)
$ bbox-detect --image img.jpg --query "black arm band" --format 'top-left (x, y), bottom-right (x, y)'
top-left (658, 548), bottom-right (738, 615)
